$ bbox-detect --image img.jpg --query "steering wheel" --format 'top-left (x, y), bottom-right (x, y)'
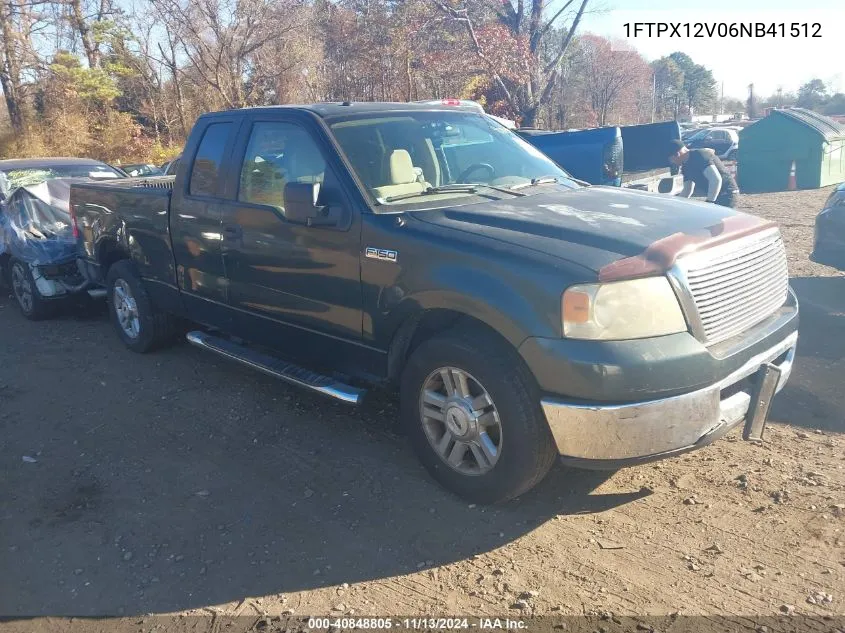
top-left (457, 163), bottom-right (495, 183)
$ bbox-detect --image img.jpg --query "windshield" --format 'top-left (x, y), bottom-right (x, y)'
top-left (328, 111), bottom-right (578, 210)
top-left (124, 164), bottom-right (164, 177)
top-left (0, 163), bottom-right (124, 197)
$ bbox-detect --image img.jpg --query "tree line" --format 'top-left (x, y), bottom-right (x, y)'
top-left (4, 0), bottom-right (831, 164)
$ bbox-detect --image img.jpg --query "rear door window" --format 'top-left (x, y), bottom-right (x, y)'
top-left (190, 122), bottom-right (233, 197)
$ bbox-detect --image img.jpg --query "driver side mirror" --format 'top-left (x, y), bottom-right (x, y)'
top-left (283, 182), bottom-right (339, 227)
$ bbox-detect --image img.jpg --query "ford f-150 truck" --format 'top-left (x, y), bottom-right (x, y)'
top-left (70, 102), bottom-right (799, 503)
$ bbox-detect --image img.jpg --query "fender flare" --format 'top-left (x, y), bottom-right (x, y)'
top-left (383, 274), bottom-right (558, 380)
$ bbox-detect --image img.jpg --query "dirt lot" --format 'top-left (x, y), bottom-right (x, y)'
top-left (1, 187), bottom-right (843, 627)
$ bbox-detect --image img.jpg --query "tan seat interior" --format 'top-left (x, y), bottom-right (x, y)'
top-left (372, 149), bottom-right (429, 199)
top-left (286, 138), bottom-right (326, 185)
top-left (332, 118), bottom-right (441, 200)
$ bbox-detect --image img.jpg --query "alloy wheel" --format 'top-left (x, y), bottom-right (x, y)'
top-left (113, 279), bottom-right (141, 339)
top-left (11, 263), bottom-right (34, 314)
top-left (419, 367), bottom-right (503, 476)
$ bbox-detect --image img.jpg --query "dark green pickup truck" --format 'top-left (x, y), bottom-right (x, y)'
top-left (70, 102), bottom-right (798, 503)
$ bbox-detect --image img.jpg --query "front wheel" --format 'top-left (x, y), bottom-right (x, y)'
top-left (10, 258), bottom-right (53, 320)
top-left (105, 260), bottom-right (177, 353)
top-left (400, 328), bottom-right (557, 504)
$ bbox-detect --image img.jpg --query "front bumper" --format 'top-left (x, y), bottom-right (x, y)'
top-left (541, 330), bottom-right (797, 468)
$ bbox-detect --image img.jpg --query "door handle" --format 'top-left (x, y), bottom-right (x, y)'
top-left (223, 224), bottom-right (242, 241)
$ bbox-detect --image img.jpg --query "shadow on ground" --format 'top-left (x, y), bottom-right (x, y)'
top-left (771, 276), bottom-right (845, 433)
top-left (3, 273), bottom-right (844, 616)
top-left (0, 294), bottom-right (650, 617)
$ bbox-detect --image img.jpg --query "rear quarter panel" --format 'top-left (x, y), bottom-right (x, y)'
top-left (73, 182), bottom-right (176, 289)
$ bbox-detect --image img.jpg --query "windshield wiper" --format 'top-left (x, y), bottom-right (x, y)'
top-left (509, 176), bottom-right (560, 191)
top-left (379, 183), bottom-right (526, 203)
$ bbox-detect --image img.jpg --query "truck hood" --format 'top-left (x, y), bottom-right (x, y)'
top-left (410, 186), bottom-right (763, 274)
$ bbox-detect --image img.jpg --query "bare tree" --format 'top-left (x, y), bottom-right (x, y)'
top-left (148, 0), bottom-right (305, 110)
top-left (430, 0), bottom-right (590, 125)
top-left (63, 0), bottom-right (117, 68)
top-left (0, 0), bottom-right (49, 133)
top-left (1, 0), bottom-right (720, 162)
top-left (156, 20), bottom-right (189, 138)
top-left (0, 1), bottom-right (26, 132)
top-left (580, 35), bottom-right (650, 126)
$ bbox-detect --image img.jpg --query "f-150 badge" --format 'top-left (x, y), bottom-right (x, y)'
top-left (365, 247), bottom-right (398, 262)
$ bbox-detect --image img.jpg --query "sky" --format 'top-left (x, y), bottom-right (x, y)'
top-left (575, 0), bottom-right (843, 101)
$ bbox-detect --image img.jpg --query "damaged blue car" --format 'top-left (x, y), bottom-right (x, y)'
top-left (0, 158), bottom-right (126, 319)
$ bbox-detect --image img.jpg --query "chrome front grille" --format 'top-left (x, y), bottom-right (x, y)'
top-left (674, 228), bottom-right (789, 345)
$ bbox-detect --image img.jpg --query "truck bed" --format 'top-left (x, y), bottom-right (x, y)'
top-left (621, 167), bottom-right (671, 184)
top-left (621, 168), bottom-right (683, 194)
top-left (72, 175), bottom-right (175, 195)
top-left (72, 176), bottom-right (176, 288)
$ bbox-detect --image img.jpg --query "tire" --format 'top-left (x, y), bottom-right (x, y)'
top-left (9, 258), bottom-right (53, 320)
top-left (400, 327), bottom-right (557, 504)
top-left (105, 260), bottom-right (177, 353)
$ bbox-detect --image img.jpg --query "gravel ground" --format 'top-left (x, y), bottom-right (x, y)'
top-left (0, 187), bottom-right (843, 629)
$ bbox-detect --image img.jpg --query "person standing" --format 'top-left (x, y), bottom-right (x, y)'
top-left (667, 139), bottom-right (739, 208)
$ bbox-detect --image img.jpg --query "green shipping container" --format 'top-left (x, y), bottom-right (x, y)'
top-left (737, 108), bottom-right (845, 192)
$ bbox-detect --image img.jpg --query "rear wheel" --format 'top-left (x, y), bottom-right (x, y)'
top-left (10, 258), bottom-right (52, 320)
top-left (106, 260), bottom-right (177, 352)
top-left (400, 327), bottom-right (557, 504)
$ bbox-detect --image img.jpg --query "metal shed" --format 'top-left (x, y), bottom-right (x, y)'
top-left (737, 108), bottom-right (845, 192)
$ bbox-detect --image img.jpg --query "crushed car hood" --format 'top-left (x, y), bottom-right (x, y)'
top-left (410, 186), bottom-right (759, 273)
top-left (0, 178), bottom-right (82, 265)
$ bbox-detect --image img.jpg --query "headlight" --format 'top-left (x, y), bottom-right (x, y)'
top-left (562, 277), bottom-right (687, 340)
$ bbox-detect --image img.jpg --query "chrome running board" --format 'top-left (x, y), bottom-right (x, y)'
top-left (186, 330), bottom-right (365, 405)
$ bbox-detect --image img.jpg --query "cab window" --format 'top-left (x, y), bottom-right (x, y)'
top-left (238, 122), bottom-right (327, 209)
top-left (190, 122), bottom-right (233, 197)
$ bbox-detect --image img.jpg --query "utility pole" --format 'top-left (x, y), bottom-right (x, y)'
top-left (720, 81), bottom-right (724, 115)
top-left (777, 86), bottom-right (783, 108)
top-left (651, 71), bottom-right (656, 123)
top-left (748, 83), bottom-right (755, 118)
